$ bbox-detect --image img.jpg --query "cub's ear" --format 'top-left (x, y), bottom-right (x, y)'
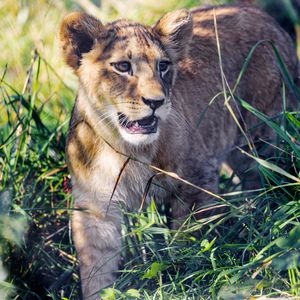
top-left (153, 9), bottom-right (193, 62)
top-left (60, 12), bottom-right (105, 70)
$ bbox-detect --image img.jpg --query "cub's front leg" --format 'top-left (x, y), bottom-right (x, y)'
top-left (72, 192), bottom-right (122, 299)
top-left (66, 121), bottom-right (127, 299)
top-left (171, 160), bottom-right (220, 229)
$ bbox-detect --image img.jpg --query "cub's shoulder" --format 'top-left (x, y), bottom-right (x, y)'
top-left (190, 4), bottom-right (285, 28)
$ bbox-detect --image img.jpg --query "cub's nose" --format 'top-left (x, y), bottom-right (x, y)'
top-left (142, 97), bottom-right (165, 111)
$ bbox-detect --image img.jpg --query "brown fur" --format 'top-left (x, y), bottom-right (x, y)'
top-left (60, 5), bottom-right (298, 299)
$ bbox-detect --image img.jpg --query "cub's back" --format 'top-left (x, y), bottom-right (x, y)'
top-left (165, 5), bottom-right (298, 158)
top-left (178, 4), bottom-right (298, 107)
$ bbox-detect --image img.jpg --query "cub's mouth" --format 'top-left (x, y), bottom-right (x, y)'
top-left (118, 113), bottom-right (158, 134)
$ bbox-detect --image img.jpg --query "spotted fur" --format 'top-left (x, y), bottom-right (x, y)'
top-left (60, 5), bottom-right (298, 299)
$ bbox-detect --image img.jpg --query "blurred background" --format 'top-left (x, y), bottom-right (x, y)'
top-left (1, 0), bottom-right (300, 92)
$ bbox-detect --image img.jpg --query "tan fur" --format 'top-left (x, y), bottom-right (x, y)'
top-left (60, 5), bottom-right (298, 299)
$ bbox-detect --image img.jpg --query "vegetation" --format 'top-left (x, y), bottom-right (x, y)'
top-left (0, 0), bottom-right (299, 299)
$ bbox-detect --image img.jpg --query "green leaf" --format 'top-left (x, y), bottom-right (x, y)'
top-left (286, 112), bottom-right (300, 128)
top-left (142, 262), bottom-right (164, 279)
top-left (218, 280), bottom-right (258, 300)
top-left (125, 289), bottom-right (141, 298)
top-left (272, 250), bottom-right (300, 270)
top-left (200, 237), bottom-right (216, 253)
top-left (100, 288), bottom-right (116, 300)
top-left (238, 147), bottom-right (300, 183)
top-left (276, 225), bottom-right (300, 249)
top-left (238, 97), bottom-right (300, 157)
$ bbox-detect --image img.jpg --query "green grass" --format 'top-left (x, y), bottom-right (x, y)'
top-left (1, 0), bottom-right (300, 299)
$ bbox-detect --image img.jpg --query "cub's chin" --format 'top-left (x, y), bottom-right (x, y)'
top-left (117, 113), bottom-right (161, 146)
top-left (118, 126), bottom-right (160, 146)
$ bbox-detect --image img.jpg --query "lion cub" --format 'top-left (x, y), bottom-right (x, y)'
top-left (60, 4), bottom-right (298, 299)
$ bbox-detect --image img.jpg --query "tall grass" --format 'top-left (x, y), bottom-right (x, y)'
top-left (0, 0), bottom-right (300, 299)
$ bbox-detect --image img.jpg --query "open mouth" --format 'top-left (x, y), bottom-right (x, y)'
top-left (118, 113), bottom-right (158, 134)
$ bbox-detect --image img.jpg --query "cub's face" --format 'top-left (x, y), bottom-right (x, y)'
top-left (60, 10), bottom-right (193, 146)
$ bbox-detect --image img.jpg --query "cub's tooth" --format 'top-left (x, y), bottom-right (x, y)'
top-left (134, 121), bottom-right (139, 127)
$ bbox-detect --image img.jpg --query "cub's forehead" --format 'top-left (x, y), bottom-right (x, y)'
top-left (104, 20), bottom-right (166, 60)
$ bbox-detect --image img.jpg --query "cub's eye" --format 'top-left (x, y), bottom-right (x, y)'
top-left (111, 61), bottom-right (131, 73)
top-left (159, 61), bottom-right (170, 73)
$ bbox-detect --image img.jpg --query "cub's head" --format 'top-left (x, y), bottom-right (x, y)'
top-left (60, 10), bottom-right (193, 146)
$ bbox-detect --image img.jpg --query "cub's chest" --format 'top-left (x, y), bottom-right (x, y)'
top-left (67, 120), bottom-right (169, 207)
top-left (90, 146), bottom-right (166, 208)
